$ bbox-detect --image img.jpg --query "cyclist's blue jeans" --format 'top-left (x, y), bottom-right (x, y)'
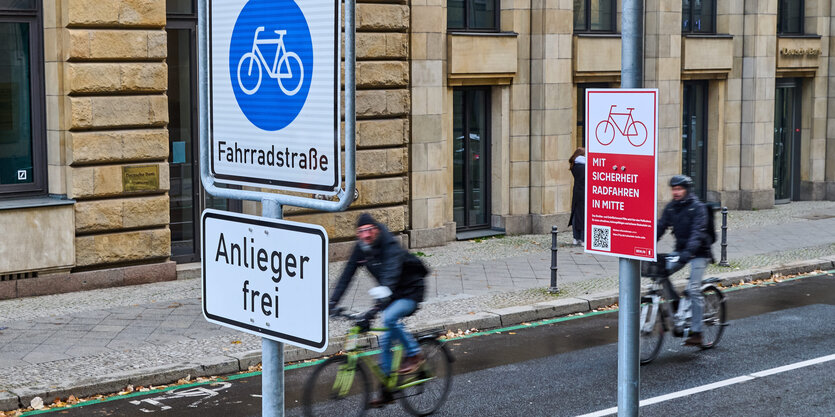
top-left (666, 254), bottom-right (707, 333)
top-left (380, 298), bottom-right (420, 375)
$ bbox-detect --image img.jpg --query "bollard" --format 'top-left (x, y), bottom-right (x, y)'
top-left (719, 206), bottom-right (730, 267)
top-left (549, 226), bottom-right (559, 293)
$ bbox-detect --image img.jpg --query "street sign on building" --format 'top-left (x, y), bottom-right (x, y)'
top-left (202, 209), bottom-right (329, 352)
top-left (208, 0), bottom-right (340, 194)
top-left (585, 89), bottom-right (658, 261)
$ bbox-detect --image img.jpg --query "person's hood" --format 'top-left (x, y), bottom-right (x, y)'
top-left (574, 155), bottom-right (586, 165)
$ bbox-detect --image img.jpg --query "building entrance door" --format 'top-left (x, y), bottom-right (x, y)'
top-left (682, 81), bottom-right (708, 201)
top-left (167, 9), bottom-right (240, 263)
top-left (453, 88), bottom-right (491, 231)
top-left (773, 78), bottom-right (801, 203)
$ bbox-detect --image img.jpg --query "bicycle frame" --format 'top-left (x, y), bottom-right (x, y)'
top-left (249, 26), bottom-right (290, 79)
top-left (605, 105), bottom-right (640, 137)
top-left (337, 325), bottom-right (433, 392)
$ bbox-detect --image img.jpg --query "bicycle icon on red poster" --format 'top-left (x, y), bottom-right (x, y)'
top-left (594, 104), bottom-right (648, 147)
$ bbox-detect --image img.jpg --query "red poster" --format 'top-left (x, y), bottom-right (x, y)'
top-left (585, 89), bottom-right (658, 261)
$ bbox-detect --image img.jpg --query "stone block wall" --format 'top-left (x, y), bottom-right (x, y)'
top-left (800, 0), bottom-right (829, 201)
top-left (408, 0), bottom-right (448, 248)
top-left (829, 1), bottom-right (835, 199)
top-left (505, 0), bottom-right (532, 233)
top-left (737, 0), bottom-right (777, 209)
top-left (59, 0), bottom-right (172, 269)
top-left (721, 0), bottom-right (745, 208)
top-left (528, 0), bottom-right (574, 233)
top-left (645, 0), bottom-right (683, 205)
top-left (285, 0), bottom-right (411, 243)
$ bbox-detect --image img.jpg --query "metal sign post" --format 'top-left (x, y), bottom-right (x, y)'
top-left (620, 1), bottom-right (643, 416)
top-left (197, 0), bottom-right (357, 414)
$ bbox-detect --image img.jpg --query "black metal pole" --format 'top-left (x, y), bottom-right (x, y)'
top-left (719, 206), bottom-right (730, 267)
top-left (549, 226), bottom-right (559, 293)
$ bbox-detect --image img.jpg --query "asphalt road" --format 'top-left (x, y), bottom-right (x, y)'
top-left (33, 273), bottom-right (835, 417)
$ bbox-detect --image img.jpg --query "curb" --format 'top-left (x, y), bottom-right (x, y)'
top-left (3, 256), bottom-right (834, 412)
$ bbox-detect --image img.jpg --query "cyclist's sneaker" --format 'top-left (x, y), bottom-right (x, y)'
top-left (398, 352), bottom-right (425, 374)
top-left (684, 332), bottom-right (702, 346)
top-left (673, 326), bottom-right (684, 338)
top-left (368, 387), bottom-right (395, 408)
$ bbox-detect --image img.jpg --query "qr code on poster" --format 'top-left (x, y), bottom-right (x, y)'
top-left (591, 225), bottom-right (611, 251)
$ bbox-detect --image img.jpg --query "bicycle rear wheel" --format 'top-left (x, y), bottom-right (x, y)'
top-left (398, 338), bottom-right (453, 416)
top-left (700, 285), bottom-right (726, 349)
top-left (639, 295), bottom-right (665, 364)
top-left (303, 355), bottom-right (369, 417)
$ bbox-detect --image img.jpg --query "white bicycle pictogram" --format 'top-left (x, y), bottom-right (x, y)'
top-left (594, 105), bottom-right (648, 147)
top-left (237, 26), bottom-right (304, 96)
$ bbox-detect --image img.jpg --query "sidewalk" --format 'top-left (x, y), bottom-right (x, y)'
top-left (1, 202), bottom-right (834, 411)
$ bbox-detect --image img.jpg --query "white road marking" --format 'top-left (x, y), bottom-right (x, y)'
top-left (577, 353), bottom-right (835, 417)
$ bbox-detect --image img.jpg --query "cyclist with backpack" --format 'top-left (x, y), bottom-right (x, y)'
top-left (329, 213), bottom-right (428, 407)
top-left (656, 175), bottom-right (714, 346)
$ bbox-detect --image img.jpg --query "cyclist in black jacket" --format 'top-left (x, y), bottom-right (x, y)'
top-left (329, 213), bottom-right (427, 407)
top-left (657, 175), bottom-right (712, 346)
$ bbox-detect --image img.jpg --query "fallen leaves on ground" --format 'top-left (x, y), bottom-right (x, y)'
top-left (440, 328), bottom-right (479, 340)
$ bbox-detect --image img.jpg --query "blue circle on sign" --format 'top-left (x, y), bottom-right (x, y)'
top-left (229, 0), bottom-right (313, 131)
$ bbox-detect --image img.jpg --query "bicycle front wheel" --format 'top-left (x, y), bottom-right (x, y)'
top-left (399, 338), bottom-right (453, 416)
top-left (302, 355), bottom-right (369, 417)
top-left (700, 285), bottom-right (726, 349)
top-left (278, 51), bottom-right (304, 96)
top-left (639, 295), bottom-right (664, 364)
top-left (627, 121), bottom-right (648, 147)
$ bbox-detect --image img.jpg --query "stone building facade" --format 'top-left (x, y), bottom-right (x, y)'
top-left (407, 0), bottom-right (835, 248)
top-left (1, 0), bottom-right (834, 298)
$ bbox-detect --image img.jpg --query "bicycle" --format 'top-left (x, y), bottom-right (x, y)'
top-left (302, 309), bottom-right (454, 417)
top-left (594, 104), bottom-right (648, 147)
top-left (638, 253), bottom-right (727, 364)
top-left (237, 26), bottom-right (304, 96)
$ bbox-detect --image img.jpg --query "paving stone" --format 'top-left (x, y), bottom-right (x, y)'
top-left (0, 390), bottom-right (20, 411)
top-left (23, 351), bottom-right (71, 364)
top-left (580, 290), bottom-right (619, 310)
top-left (533, 298), bottom-right (590, 318)
top-left (228, 350), bottom-right (262, 370)
top-left (487, 305), bottom-right (541, 326)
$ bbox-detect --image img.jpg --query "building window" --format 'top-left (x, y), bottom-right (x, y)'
top-left (0, 2), bottom-right (46, 197)
top-left (166, 0), bottom-right (194, 14)
top-left (573, 0), bottom-right (616, 33)
top-left (453, 88), bottom-right (491, 231)
top-left (682, 81), bottom-right (709, 201)
top-left (777, 0), bottom-right (803, 34)
top-left (682, 0), bottom-right (715, 34)
top-left (448, 0), bottom-right (499, 31)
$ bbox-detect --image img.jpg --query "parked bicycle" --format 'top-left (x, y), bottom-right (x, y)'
top-left (594, 104), bottom-right (648, 147)
top-left (302, 309), bottom-right (454, 417)
top-left (237, 26), bottom-right (304, 96)
top-left (638, 253), bottom-right (727, 364)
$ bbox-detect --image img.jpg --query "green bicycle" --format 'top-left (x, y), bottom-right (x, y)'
top-left (302, 310), bottom-right (454, 417)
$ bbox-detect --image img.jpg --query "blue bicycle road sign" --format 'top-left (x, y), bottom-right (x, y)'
top-left (229, 0), bottom-right (313, 131)
top-left (209, 0), bottom-right (339, 193)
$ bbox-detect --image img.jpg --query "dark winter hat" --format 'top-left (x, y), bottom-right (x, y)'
top-left (356, 213), bottom-right (376, 228)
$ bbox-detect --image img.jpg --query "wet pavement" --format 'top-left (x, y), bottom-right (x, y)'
top-left (32, 273), bottom-right (835, 416)
top-left (0, 202), bottom-right (834, 412)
